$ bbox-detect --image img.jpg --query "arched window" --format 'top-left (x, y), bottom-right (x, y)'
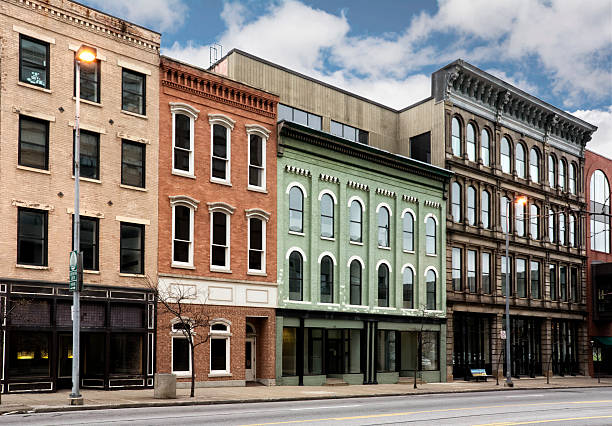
top-left (426, 270), bottom-right (436, 310)
top-left (467, 186), bottom-right (476, 226)
top-left (349, 200), bottom-right (363, 243)
top-left (403, 212), bottom-right (414, 251)
top-left (349, 260), bottom-right (362, 305)
top-left (590, 170), bottom-right (610, 253)
top-left (320, 256), bottom-right (333, 303)
top-left (451, 182), bottom-right (462, 223)
top-left (377, 263), bottom-right (389, 307)
top-left (288, 251), bottom-right (303, 301)
top-left (501, 137), bottom-right (511, 174)
top-left (466, 123), bottom-right (476, 161)
top-left (289, 186), bottom-right (304, 233)
top-left (529, 148), bottom-right (540, 183)
top-left (426, 217), bottom-right (437, 255)
top-left (569, 214), bottom-right (576, 247)
top-left (403, 267), bottom-right (414, 309)
top-left (548, 209), bottom-right (555, 243)
top-left (515, 143), bottom-right (526, 179)
top-left (530, 204), bottom-right (539, 239)
top-left (559, 213), bottom-right (566, 245)
top-left (548, 154), bottom-right (556, 188)
top-left (501, 196), bottom-right (510, 233)
top-left (377, 206), bottom-right (390, 248)
top-left (320, 193), bottom-right (334, 238)
top-left (515, 201), bottom-right (525, 237)
top-left (569, 163), bottom-right (577, 195)
top-left (558, 159), bottom-right (566, 191)
top-left (451, 117), bottom-right (461, 156)
top-left (481, 129), bottom-right (490, 166)
top-left (481, 190), bottom-right (490, 229)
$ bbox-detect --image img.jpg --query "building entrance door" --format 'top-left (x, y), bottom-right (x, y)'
top-left (326, 330), bottom-right (343, 374)
top-left (245, 338), bottom-right (256, 381)
top-left (57, 334), bottom-right (73, 389)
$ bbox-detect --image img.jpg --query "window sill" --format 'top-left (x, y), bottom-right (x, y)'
top-left (210, 178), bottom-right (232, 187)
top-left (283, 299), bottom-right (310, 304)
top-left (349, 241), bottom-right (364, 246)
top-left (72, 96), bottom-right (102, 107)
top-left (346, 304), bottom-right (368, 308)
top-left (172, 170), bottom-right (196, 179)
top-left (208, 372), bottom-right (232, 378)
top-left (318, 302), bottom-right (340, 307)
top-left (120, 184), bottom-right (147, 192)
top-left (119, 273), bottom-right (146, 278)
top-left (84, 270), bottom-right (100, 275)
top-left (425, 253), bottom-right (438, 257)
top-left (71, 175), bottom-right (101, 184)
top-left (402, 250), bottom-right (415, 254)
top-left (16, 264), bottom-right (49, 270)
top-left (378, 246), bottom-right (391, 251)
top-left (17, 165), bottom-right (50, 175)
top-left (375, 306), bottom-right (396, 310)
top-left (320, 236), bottom-right (335, 242)
top-left (210, 267), bottom-right (232, 274)
top-left (247, 186), bottom-right (268, 194)
top-left (173, 372), bottom-right (192, 378)
top-left (288, 231), bottom-right (305, 237)
top-left (17, 81), bottom-right (52, 93)
top-left (121, 110), bottom-right (147, 119)
top-left (247, 270), bottom-right (267, 277)
top-left (172, 263), bottom-right (195, 270)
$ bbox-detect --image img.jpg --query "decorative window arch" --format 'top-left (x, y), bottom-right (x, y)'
top-left (209, 114), bottom-right (235, 184)
top-left (515, 142), bottom-right (526, 178)
top-left (288, 250), bottom-right (304, 301)
top-left (451, 181), bottom-right (462, 223)
top-left (349, 258), bottom-right (363, 305)
top-left (320, 255), bottom-right (334, 303)
top-left (481, 128), bottom-right (491, 166)
top-left (317, 251), bottom-right (337, 265)
top-left (402, 264), bottom-right (415, 309)
top-left (402, 208), bottom-right (415, 251)
top-left (246, 124), bottom-right (270, 191)
top-left (377, 262), bottom-right (390, 307)
top-left (171, 103), bottom-right (199, 176)
top-left (346, 255), bottom-right (365, 269)
top-left (451, 116), bottom-right (462, 156)
top-left (349, 198), bottom-right (363, 243)
top-left (288, 184), bottom-right (305, 233)
top-left (286, 246), bottom-right (307, 262)
top-left (320, 192), bottom-right (335, 239)
top-left (209, 318), bottom-right (231, 375)
top-left (377, 204), bottom-right (391, 248)
top-left (170, 195), bottom-right (200, 267)
top-left (466, 123), bottom-right (476, 161)
top-left (500, 137), bottom-right (512, 174)
top-left (318, 189), bottom-right (338, 204)
top-left (529, 147), bottom-right (540, 183)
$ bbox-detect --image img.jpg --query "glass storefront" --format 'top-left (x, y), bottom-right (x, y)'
top-left (508, 317), bottom-right (542, 377)
top-left (551, 320), bottom-right (578, 376)
top-left (453, 314), bottom-right (491, 378)
top-left (8, 332), bottom-right (50, 378)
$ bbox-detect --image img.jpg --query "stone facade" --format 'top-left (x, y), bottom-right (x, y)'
top-left (0, 0), bottom-right (159, 392)
top-left (156, 57), bottom-right (279, 386)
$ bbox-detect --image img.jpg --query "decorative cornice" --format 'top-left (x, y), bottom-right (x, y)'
top-left (245, 208), bottom-right (271, 222)
top-left (376, 188), bottom-right (396, 199)
top-left (207, 202), bottom-right (236, 215)
top-left (424, 200), bottom-right (441, 209)
top-left (285, 164), bottom-right (311, 178)
top-left (208, 113), bottom-right (235, 130)
top-left (319, 173), bottom-right (340, 184)
top-left (169, 195), bottom-right (200, 210)
top-left (347, 180), bottom-right (369, 192)
top-left (245, 124), bottom-right (271, 138)
top-left (402, 195), bottom-right (419, 204)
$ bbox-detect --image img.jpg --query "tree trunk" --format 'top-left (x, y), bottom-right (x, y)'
top-left (190, 342), bottom-right (195, 398)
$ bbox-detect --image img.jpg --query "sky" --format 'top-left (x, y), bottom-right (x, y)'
top-left (83, 0), bottom-right (612, 157)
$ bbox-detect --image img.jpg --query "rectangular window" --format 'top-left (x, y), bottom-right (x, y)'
top-left (72, 216), bottom-right (99, 271)
top-left (172, 337), bottom-right (190, 373)
top-left (277, 104), bottom-right (321, 130)
top-left (560, 266), bottom-right (567, 301)
top-left (330, 120), bottom-right (369, 144)
top-left (211, 212), bottom-right (229, 269)
top-left (421, 331), bottom-right (439, 371)
top-left (467, 250), bottom-right (477, 292)
top-left (376, 330), bottom-right (396, 372)
top-left (248, 134), bottom-right (266, 189)
top-left (121, 140), bottom-right (145, 188)
top-left (410, 132), bottom-right (431, 163)
top-left (452, 248), bottom-right (462, 291)
top-left (501, 255), bottom-right (513, 296)
top-left (211, 124), bottom-right (229, 182)
top-left (19, 35), bottom-right (49, 88)
top-left (550, 264), bottom-right (557, 300)
top-left (282, 327), bottom-right (297, 376)
top-left (482, 252), bottom-right (491, 294)
top-left (74, 130), bottom-right (100, 180)
top-left (75, 58), bottom-right (100, 103)
top-left (570, 267), bottom-right (579, 302)
top-left (516, 258), bottom-right (527, 298)
top-left (172, 205), bottom-right (192, 266)
top-left (19, 115), bottom-right (49, 170)
top-left (109, 334), bottom-right (143, 374)
top-left (531, 260), bottom-right (540, 299)
top-left (248, 217), bottom-right (265, 272)
top-left (120, 222), bottom-right (144, 274)
top-left (17, 208), bottom-right (48, 266)
top-left (122, 68), bottom-right (146, 115)
top-left (173, 113), bottom-right (193, 174)
top-left (9, 332), bottom-right (50, 378)
top-left (210, 338), bottom-right (228, 372)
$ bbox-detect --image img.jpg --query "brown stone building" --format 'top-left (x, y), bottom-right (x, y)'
top-left (584, 150), bottom-right (612, 377)
top-left (0, 0), bottom-right (159, 392)
top-left (157, 57), bottom-right (278, 387)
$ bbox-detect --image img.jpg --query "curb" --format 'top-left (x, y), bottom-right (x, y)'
top-left (2, 383), bottom-right (610, 416)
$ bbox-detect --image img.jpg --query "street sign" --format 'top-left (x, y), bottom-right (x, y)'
top-left (69, 250), bottom-right (79, 291)
top-left (500, 330), bottom-right (507, 340)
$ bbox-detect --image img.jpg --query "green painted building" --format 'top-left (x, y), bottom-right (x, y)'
top-left (276, 121), bottom-right (452, 385)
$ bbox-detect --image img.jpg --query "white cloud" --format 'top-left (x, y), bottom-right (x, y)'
top-left (485, 69), bottom-right (539, 96)
top-left (85, 0), bottom-right (188, 33)
top-left (572, 107), bottom-right (612, 159)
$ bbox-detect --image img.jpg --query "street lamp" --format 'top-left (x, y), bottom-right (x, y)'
top-left (503, 195), bottom-right (527, 387)
top-left (70, 45), bottom-right (97, 406)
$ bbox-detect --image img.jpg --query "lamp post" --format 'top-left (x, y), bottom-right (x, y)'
top-left (70, 45), bottom-right (97, 406)
top-left (504, 195), bottom-right (527, 387)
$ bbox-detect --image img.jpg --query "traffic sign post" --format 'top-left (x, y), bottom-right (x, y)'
top-left (69, 251), bottom-right (78, 291)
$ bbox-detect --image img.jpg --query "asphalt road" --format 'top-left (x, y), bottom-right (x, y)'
top-left (1, 387), bottom-right (611, 426)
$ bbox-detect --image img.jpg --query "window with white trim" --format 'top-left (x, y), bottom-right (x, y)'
top-left (173, 204), bottom-right (194, 266)
top-left (172, 322), bottom-right (191, 375)
top-left (426, 269), bottom-right (436, 310)
top-left (426, 217), bottom-right (436, 255)
top-left (248, 217), bottom-right (265, 272)
top-left (481, 129), bottom-right (490, 166)
top-left (403, 211), bottom-right (414, 251)
top-left (289, 186), bottom-right (304, 233)
top-left (289, 251), bottom-right (303, 301)
top-left (402, 267), bottom-right (414, 309)
top-left (349, 259), bottom-right (362, 305)
top-left (320, 255), bottom-right (333, 303)
top-left (377, 263), bottom-right (389, 307)
top-left (173, 113), bottom-right (193, 174)
top-left (248, 133), bottom-right (266, 189)
top-left (320, 193), bottom-right (334, 239)
top-left (211, 124), bottom-right (230, 182)
top-left (377, 206), bottom-right (390, 248)
top-left (211, 211), bottom-right (230, 270)
top-left (349, 200), bottom-right (363, 243)
top-left (210, 321), bottom-right (231, 375)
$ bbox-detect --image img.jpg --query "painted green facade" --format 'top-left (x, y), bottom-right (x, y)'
top-left (276, 121), bottom-right (452, 385)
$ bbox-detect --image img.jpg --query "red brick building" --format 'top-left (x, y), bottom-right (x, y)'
top-left (585, 149), bottom-right (612, 377)
top-left (157, 57), bottom-right (278, 387)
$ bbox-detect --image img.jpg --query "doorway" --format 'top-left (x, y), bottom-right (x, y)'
top-left (245, 338), bottom-right (256, 381)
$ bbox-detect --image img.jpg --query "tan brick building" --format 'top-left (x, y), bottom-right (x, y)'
top-left (157, 57), bottom-right (278, 387)
top-left (0, 0), bottom-right (159, 392)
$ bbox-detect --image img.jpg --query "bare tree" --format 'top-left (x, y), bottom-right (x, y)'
top-left (145, 276), bottom-right (210, 398)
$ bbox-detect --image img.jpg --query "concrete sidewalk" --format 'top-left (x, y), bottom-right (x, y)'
top-left (0, 376), bottom-right (610, 415)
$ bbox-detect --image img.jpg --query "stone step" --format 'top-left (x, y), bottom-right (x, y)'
top-left (398, 376), bottom-right (426, 384)
top-left (324, 377), bottom-right (349, 386)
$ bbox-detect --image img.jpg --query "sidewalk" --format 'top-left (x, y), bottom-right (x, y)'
top-left (0, 376), bottom-right (610, 415)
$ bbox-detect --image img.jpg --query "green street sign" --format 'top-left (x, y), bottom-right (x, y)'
top-left (69, 250), bottom-right (78, 272)
top-left (69, 250), bottom-right (79, 291)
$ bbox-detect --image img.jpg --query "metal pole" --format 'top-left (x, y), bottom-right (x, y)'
top-left (70, 59), bottom-right (83, 405)
top-left (505, 198), bottom-right (513, 387)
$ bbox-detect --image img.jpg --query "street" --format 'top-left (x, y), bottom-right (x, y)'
top-left (1, 387), bottom-right (611, 426)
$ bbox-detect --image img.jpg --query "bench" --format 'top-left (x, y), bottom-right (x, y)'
top-left (468, 368), bottom-right (493, 382)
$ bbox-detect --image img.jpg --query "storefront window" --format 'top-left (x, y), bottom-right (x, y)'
top-left (282, 327), bottom-right (297, 376)
top-left (377, 330), bottom-right (396, 372)
top-left (305, 328), bottom-right (323, 375)
top-left (109, 334), bottom-right (143, 375)
top-left (9, 332), bottom-right (50, 378)
top-left (421, 331), bottom-right (439, 371)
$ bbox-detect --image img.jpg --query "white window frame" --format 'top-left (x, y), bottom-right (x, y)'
top-left (209, 320), bottom-right (231, 376)
top-left (170, 103), bottom-right (199, 177)
top-left (208, 202), bottom-right (236, 272)
top-left (246, 124), bottom-right (270, 192)
top-left (209, 114), bottom-right (235, 185)
top-left (170, 319), bottom-right (193, 377)
top-left (424, 214), bottom-right (438, 256)
top-left (170, 196), bottom-right (199, 268)
top-left (246, 208), bottom-right (270, 275)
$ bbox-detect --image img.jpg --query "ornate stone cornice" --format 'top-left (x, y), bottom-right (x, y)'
top-left (285, 164), bottom-right (311, 178)
top-left (376, 188), bottom-right (396, 199)
top-left (424, 200), bottom-right (441, 209)
top-left (319, 173), bottom-right (340, 184)
top-left (347, 180), bottom-right (369, 192)
top-left (402, 195), bottom-right (418, 204)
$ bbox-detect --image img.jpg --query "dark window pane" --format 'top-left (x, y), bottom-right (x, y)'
top-left (74, 130), bottom-right (99, 180)
top-left (8, 332), bottom-right (50, 378)
top-left (210, 338), bottom-right (226, 371)
top-left (19, 116), bottom-right (48, 170)
top-left (109, 334), bottom-right (143, 374)
top-left (120, 223), bottom-right (144, 274)
top-left (350, 261), bottom-right (361, 305)
top-left (289, 252), bottom-right (303, 300)
top-left (17, 209), bottom-right (47, 266)
top-left (122, 69), bottom-right (145, 115)
top-left (289, 187), bottom-right (303, 232)
top-left (78, 59), bottom-right (100, 103)
top-left (349, 201), bottom-right (362, 242)
top-left (76, 217), bottom-right (99, 271)
top-left (20, 36), bottom-right (48, 88)
top-left (173, 338), bottom-right (190, 372)
top-left (174, 206), bottom-right (190, 241)
top-left (378, 265), bottom-right (389, 307)
top-left (122, 140), bottom-right (145, 187)
top-left (249, 134), bottom-right (264, 187)
top-left (282, 328), bottom-right (297, 376)
top-left (212, 212), bottom-right (226, 246)
top-left (320, 257), bottom-right (333, 303)
top-left (249, 218), bottom-right (263, 271)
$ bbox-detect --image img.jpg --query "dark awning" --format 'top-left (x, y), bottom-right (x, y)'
top-left (594, 336), bottom-right (612, 346)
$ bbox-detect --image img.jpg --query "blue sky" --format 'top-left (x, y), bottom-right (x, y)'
top-left (83, 0), bottom-right (612, 156)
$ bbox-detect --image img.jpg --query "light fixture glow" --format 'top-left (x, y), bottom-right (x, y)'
top-left (515, 196), bottom-right (528, 205)
top-left (76, 45), bottom-right (97, 63)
